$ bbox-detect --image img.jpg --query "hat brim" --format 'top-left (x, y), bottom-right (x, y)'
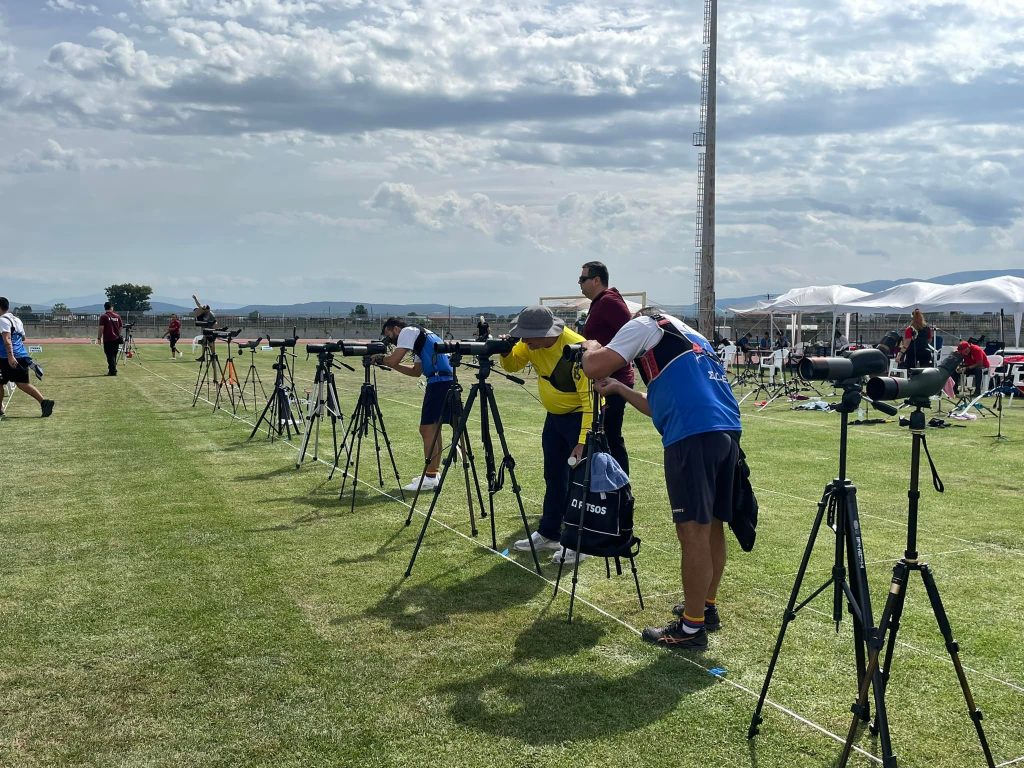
top-left (508, 317), bottom-right (565, 339)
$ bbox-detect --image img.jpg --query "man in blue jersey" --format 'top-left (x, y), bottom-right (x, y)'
top-left (380, 318), bottom-right (456, 491)
top-left (0, 297), bottom-right (54, 418)
top-left (581, 311), bottom-right (742, 651)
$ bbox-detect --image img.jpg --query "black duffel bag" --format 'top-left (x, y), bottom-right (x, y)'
top-left (560, 454), bottom-right (640, 558)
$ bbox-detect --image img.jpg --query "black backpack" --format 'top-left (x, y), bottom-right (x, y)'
top-left (560, 455), bottom-right (640, 558)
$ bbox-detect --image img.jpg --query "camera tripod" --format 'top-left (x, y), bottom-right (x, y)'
top-left (296, 346), bottom-right (352, 469)
top-left (233, 339), bottom-right (266, 414)
top-left (248, 343), bottom-right (303, 441)
top-left (404, 353), bottom-right (542, 577)
top-left (402, 356), bottom-right (487, 537)
top-left (192, 334), bottom-right (225, 407)
top-left (329, 355), bottom-right (405, 512)
top-left (213, 331), bottom-right (246, 413)
top-left (750, 379), bottom-right (894, 757)
top-left (118, 324), bottom-right (138, 363)
top-left (835, 401), bottom-right (995, 768)
top-left (553, 380), bottom-right (643, 623)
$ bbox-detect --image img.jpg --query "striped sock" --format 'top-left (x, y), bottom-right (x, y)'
top-left (705, 598), bottom-right (717, 608)
top-left (681, 613), bottom-right (705, 634)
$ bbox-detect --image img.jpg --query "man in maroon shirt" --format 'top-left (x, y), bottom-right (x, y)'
top-left (97, 302), bottom-right (124, 376)
top-left (579, 261), bottom-right (633, 474)
top-left (957, 340), bottom-right (989, 396)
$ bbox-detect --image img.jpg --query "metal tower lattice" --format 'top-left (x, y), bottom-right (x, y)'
top-left (692, 0), bottom-right (717, 336)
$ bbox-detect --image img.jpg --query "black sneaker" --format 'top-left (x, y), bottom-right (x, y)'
top-left (41, 400), bottom-right (55, 417)
top-left (641, 619), bottom-right (708, 651)
top-left (670, 602), bottom-right (722, 632)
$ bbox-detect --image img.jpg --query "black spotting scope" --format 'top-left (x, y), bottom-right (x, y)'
top-left (799, 348), bottom-right (889, 382)
top-left (306, 341), bottom-right (344, 354)
top-left (866, 351), bottom-right (963, 402)
top-left (341, 341), bottom-right (388, 356)
top-left (236, 337), bottom-right (263, 350)
top-left (434, 338), bottom-right (516, 357)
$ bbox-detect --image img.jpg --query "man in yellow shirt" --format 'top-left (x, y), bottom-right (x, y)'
top-left (501, 306), bottom-right (593, 565)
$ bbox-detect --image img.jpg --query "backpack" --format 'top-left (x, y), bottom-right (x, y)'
top-left (560, 454), bottom-right (640, 558)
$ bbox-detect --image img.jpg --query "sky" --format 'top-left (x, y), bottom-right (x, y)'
top-left (1, 0), bottom-right (1023, 307)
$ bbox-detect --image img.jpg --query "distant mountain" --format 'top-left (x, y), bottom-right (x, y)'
top-left (37, 268), bottom-right (1024, 317)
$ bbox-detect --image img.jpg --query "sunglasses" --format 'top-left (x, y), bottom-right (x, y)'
top-left (578, 274), bottom-right (594, 284)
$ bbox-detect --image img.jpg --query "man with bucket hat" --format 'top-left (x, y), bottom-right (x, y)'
top-left (500, 306), bottom-right (593, 566)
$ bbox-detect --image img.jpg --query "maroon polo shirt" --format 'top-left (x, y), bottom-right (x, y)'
top-left (583, 287), bottom-right (635, 386)
top-left (99, 311), bottom-right (123, 342)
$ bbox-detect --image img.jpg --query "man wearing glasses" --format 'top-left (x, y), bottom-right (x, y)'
top-left (578, 261), bottom-right (634, 474)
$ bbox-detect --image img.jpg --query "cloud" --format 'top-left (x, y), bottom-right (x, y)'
top-left (46, 0), bottom-right (100, 14)
top-left (0, 139), bottom-right (168, 173)
top-left (238, 209), bottom-right (387, 233)
top-left (925, 187), bottom-right (1023, 228)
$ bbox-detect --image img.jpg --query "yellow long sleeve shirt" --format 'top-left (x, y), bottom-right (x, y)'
top-left (500, 327), bottom-right (593, 444)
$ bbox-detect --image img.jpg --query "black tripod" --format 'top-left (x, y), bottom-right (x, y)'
top-left (248, 342), bottom-right (303, 441)
top-left (404, 353), bottom-right (542, 577)
top-left (193, 331), bottom-right (226, 407)
top-left (296, 347), bottom-right (352, 469)
top-left (837, 402), bottom-right (995, 768)
top-left (403, 355), bottom-right (488, 539)
top-left (553, 381), bottom-right (643, 622)
top-left (233, 338), bottom-right (265, 413)
top-left (118, 323), bottom-right (138, 363)
top-left (330, 356), bottom-right (405, 512)
top-left (750, 379), bottom-right (894, 758)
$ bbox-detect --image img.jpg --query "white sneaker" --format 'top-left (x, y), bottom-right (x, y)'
top-left (552, 547), bottom-right (591, 566)
top-left (403, 475), bottom-right (439, 492)
top-left (513, 531), bottom-right (561, 552)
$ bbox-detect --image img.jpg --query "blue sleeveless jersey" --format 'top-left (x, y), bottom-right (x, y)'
top-left (420, 331), bottom-right (453, 383)
top-left (638, 322), bottom-right (741, 447)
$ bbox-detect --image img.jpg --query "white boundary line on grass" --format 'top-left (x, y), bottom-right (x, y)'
top-left (134, 359), bottom-right (885, 767)
top-left (997, 756), bottom-right (1024, 767)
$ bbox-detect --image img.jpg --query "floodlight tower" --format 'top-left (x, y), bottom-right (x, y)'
top-left (692, 0), bottom-right (718, 336)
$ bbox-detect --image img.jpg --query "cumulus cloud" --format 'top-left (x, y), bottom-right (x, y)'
top-left (0, 139), bottom-right (168, 173)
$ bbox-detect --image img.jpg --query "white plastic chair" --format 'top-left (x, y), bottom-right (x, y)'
top-left (760, 349), bottom-right (784, 385)
top-left (982, 354), bottom-right (1003, 393)
top-left (191, 334), bottom-right (204, 353)
top-left (888, 359), bottom-right (908, 380)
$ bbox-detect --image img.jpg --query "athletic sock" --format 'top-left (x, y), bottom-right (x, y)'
top-left (680, 613), bottom-right (705, 635)
top-left (705, 598), bottom-right (717, 608)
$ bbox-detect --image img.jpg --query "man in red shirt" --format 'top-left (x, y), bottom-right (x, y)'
top-left (579, 261), bottom-right (634, 474)
top-left (957, 340), bottom-right (989, 397)
top-left (97, 302), bottom-right (123, 376)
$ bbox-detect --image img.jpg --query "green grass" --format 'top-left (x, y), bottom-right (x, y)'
top-left (2, 343), bottom-right (1022, 768)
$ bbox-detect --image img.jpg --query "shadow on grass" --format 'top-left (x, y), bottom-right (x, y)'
top-left (443, 614), bottom-right (720, 745)
top-left (362, 557), bottom-right (548, 631)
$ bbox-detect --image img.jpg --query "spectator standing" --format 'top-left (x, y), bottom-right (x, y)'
top-left (579, 261), bottom-right (634, 474)
top-left (97, 302), bottom-right (123, 376)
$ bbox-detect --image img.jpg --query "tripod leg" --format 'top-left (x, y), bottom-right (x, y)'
top-left (461, 431), bottom-right (488, 522)
top-left (838, 562), bottom-right (907, 768)
top-left (920, 564), bottom-right (997, 768)
top-left (403, 421), bottom-right (468, 578)
top-left (456, 431), bottom-right (479, 537)
top-left (248, 382), bottom-right (278, 440)
top-left (368, 388), bottom-right (404, 499)
top-left (331, 397), bottom-right (359, 483)
top-left (484, 385), bottom-right (542, 575)
top-left (348, 396), bottom-right (367, 513)
top-left (629, 556), bottom-right (644, 609)
top-left (750, 486), bottom-right (835, 738)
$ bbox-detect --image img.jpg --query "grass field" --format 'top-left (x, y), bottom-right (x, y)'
top-left (2, 342), bottom-right (1022, 768)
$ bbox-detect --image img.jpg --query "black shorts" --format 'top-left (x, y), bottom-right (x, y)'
top-left (0, 357), bottom-right (30, 385)
top-left (421, 380), bottom-right (456, 426)
top-left (664, 431), bottom-right (740, 525)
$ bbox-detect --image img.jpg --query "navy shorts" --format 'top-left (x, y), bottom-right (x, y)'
top-left (664, 431), bottom-right (739, 525)
top-left (0, 357), bottom-right (30, 385)
top-left (421, 380), bottom-right (456, 426)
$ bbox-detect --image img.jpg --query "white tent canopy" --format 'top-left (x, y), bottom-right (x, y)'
top-left (728, 285), bottom-right (872, 352)
top-left (835, 276), bottom-right (1024, 345)
top-left (728, 284), bottom-right (871, 315)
